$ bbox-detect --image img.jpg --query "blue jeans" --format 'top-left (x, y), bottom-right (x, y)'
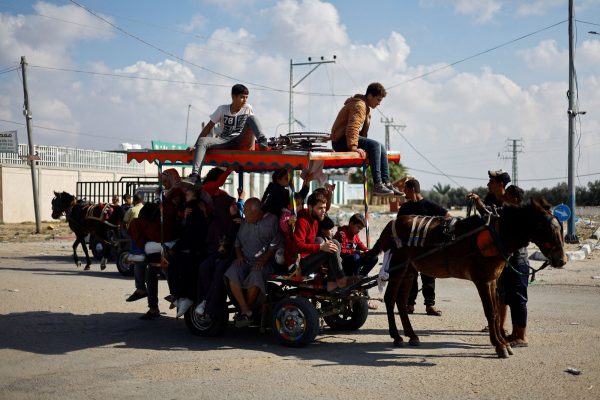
top-left (192, 115), bottom-right (264, 173)
top-left (332, 137), bottom-right (389, 184)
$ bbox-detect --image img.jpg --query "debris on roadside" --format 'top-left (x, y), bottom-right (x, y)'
top-left (565, 367), bottom-right (582, 375)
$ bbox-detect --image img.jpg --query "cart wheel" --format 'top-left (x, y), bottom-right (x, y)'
top-left (272, 297), bottom-right (319, 347)
top-left (324, 297), bottom-right (369, 331)
top-left (116, 251), bottom-right (135, 276)
top-left (184, 303), bottom-right (229, 337)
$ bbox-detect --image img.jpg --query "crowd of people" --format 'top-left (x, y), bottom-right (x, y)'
top-left (115, 81), bottom-right (530, 348)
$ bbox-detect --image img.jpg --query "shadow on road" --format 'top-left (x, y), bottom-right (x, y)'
top-left (0, 310), bottom-right (497, 366)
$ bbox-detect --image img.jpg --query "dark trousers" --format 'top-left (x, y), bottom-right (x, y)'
top-left (146, 265), bottom-right (160, 309)
top-left (167, 252), bottom-right (199, 300)
top-left (498, 256), bottom-right (529, 327)
top-left (332, 137), bottom-right (389, 184)
top-left (408, 272), bottom-right (436, 306)
top-left (340, 252), bottom-right (379, 277)
top-left (300, 251), bottom-right (345, 281)
top-left (197, 253), bottom-right (233, 317)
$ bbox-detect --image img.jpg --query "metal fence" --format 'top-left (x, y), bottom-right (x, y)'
top-left (76, 177), bottom-right (158, 204)
top-left (0, 144), bottom-right (144, 172)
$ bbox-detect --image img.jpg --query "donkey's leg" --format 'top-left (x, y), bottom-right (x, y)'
top-left (384, 275), bottom-right (404, 347)
top-left (490, 279), bottom-right (513, 355)
top-left (72, 238), bottom-right (81, 268)
top-left (79, 235), bottom-right (92, 271)
top-left (474, 280), bottom-right (509, 358)
top-left (397, 269), bottom-right (420, 346)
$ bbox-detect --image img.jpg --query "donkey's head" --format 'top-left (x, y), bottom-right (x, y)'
top-left (51, 191), bottom-right (75, 220)
top-left (527, 198), bottom-right (567, 268)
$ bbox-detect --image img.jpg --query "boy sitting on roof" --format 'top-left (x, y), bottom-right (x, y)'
top-left (183, 84), bottom-right (268, 185)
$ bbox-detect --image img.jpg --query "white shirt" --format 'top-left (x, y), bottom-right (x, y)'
top-left (210, 104), bottom-right (254, 139)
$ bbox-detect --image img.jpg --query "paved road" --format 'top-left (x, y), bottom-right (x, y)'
top-left (1, 241), bottom-right (599, 400)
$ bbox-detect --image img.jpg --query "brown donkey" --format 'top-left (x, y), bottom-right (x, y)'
top-left (372, 199), bottom-right (567, 358)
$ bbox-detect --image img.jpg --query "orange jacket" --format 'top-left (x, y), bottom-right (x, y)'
top-left (329, 95), bottom-right (371, 149)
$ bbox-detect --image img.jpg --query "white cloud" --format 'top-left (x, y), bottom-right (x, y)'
top-left (515, 0), bottom-right (563, 16)
top-left (178, 14), bottom-right (207, 33)
top-left (1, 0), bottom-right (599, 189)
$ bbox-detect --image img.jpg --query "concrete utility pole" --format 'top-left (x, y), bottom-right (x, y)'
top-left (501, 138), bottom-right (523, 186)
top-left (380, 117), bottom-right (406, 151)
top-left (20, 56), bottom-right (41, 233)
top-left (566, 0), bottom-right (579, 243)
top-left (289, 56), bottom-right (336, 134)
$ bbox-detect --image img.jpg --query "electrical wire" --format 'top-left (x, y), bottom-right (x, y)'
top-left (68, 0), bottom-right (283, 93)
top-left (0, 118), bottom-right (143, 142)
top-left (387, 20), bottom-right (567, 90)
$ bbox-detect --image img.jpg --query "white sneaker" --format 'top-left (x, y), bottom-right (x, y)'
top-left (194, 300), bottom-right (206, 315)
top-left (176, 298), bottom-right (194, 318)
top-left (384, 182), bottom-right (405, 196)
top-left (127, 254), bottom-right (146, 262)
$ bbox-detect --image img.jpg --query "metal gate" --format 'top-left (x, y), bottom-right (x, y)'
top-left (76, 176), bottom-right (158, 204)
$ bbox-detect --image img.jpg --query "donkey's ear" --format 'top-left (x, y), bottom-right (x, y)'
top-left (54, 191), bottom-right (59, 196)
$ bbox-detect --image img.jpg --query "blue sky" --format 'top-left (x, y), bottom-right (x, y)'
top-left (1, 0), bottom-right (600, 190)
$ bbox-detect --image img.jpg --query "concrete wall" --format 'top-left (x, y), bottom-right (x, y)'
top-left (0, 163), bottom-right (159, 223)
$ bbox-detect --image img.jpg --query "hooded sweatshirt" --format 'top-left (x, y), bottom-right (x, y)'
top-left (330, 95), bottom-right (371, 149)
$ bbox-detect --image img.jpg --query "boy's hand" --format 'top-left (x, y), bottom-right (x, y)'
top-left (319, 240), bottom-right (338, 253)
top-left (353, 148), bottom-right (366, 158)
top-left (237, 188), bottom-right (245, 199)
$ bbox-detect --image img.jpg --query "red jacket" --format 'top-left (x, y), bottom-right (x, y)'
top-left (334, 225), bottom-right (367, 255)
top-left (284, 208), bottom-right (320, 265)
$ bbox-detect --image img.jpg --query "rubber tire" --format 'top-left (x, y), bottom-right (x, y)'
top-left (184, 303), bottom-right (229, 337)
top-left (324, 297), bottom-right (369, 331)
top-left (272, 296), bottom-right (320, 347)
top-left (116, 251), bottom-right (135, 277)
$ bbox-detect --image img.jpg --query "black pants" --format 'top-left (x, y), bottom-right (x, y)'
top-left (167, 251), bottom-right (199, 300)
top-left (408, 272), bottom-right (436, 306)
top-left (197, 253), bottom-right (233, 317)
top-left (497, 253), bottom-right (529, 327)
top-left (300, 251), bottom-right (345, 281)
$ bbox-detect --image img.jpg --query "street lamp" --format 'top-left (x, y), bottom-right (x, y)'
top-left (588, 31), bottom-right (599, 35)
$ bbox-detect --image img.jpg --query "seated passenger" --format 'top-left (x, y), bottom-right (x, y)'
top-left (334, 213), bottom-right (378, 277)
top-left (167, 186), bottom-right (209, 318)
top-left (194, 193), bottom-right (241, 319)
top-left (261, 168), bottom-right (312, 218)
top-left (224, 198), bottom-right (282, 327)
top-left (183, 84), bottom-right (268, 185)
top-left (283, 192), bottom-right (355, 292)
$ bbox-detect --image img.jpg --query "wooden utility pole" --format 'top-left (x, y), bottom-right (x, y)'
top-left (20, 56), bottom-right (41, 233)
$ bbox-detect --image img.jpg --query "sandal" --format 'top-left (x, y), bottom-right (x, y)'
top-left (126, 290), bottom-right (147, 302)
top-left (139, 310), bottom-right (160, 320)
top-left (233, 312), bottom-right (252, 328)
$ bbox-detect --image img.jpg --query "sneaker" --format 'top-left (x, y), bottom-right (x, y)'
top-left (373, 183), bottom-right (394, 196)
top-left (181, 173), bottom-right (199, 186)
top-left (126, 254), bottom-right (146, 262)
top-left (233, 312), bottom-right (252, 328)
top-left (194, 300), bottom-right (206, 315)
top-left (176, 298), bottom-right (194, 318)
top-left (384, 182), bottom-right (404, 196)
top-left (257, 137), bottom-right (269, 151)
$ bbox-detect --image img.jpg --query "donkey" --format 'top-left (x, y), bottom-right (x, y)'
top-left (372, 199), bottom-right (567, 358)
top-left (51, 191), bottom-right (123, 270)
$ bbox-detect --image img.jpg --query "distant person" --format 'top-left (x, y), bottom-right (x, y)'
top-left (121, 194), bottom-right (133, 212)
top-left (111, 195), bottom-right (120, 207)
top-left (330, 82), bottom-right (402, 196)
top-left (183, 84), bottom-right (268, 185)
top-left (398, 178), bottom-right (450, 316)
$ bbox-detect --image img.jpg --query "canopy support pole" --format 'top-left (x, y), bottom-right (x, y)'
top-left (362, 162), bottom-right (370, 248)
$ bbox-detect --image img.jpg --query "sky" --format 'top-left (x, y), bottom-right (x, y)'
top-left (1, 0), bottom-right (600, 191)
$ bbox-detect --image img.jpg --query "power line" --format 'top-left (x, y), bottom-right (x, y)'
top-left (0, 118), bottom-right (143, 142)
top-left (68, 0), bottom-right (283, 93)
top-left (406, 166), bottom-right (600, 183)
top-left (387, 20), bottom-right (567, 90)
top-left (576, 19), bottom-right (600, 27)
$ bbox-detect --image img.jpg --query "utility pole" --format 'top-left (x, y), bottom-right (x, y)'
top-left (20, 56), bottom-right (41, 233)
top-left (185, 104), bottom-right (191, 145)
top-left (566, 0), bottom-right (579, 243)
top-left (380, 117), bottom-right (406, 151)
top-left (289, 56), bottom-right (336, 133)
top-left (501, 138), bottom-right (523, 186)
